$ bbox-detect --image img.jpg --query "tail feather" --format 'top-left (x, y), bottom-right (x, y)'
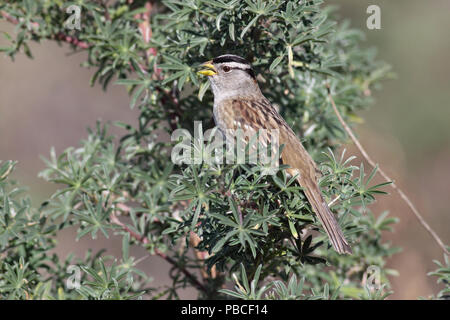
top-left (302, 179), bottom-right (352, 255)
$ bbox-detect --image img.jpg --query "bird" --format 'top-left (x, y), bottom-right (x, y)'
top-left (197, 54), bottom-right (352, 255)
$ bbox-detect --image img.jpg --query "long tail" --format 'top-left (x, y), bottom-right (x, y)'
top-left (301, 178), bottom-right (352, 254)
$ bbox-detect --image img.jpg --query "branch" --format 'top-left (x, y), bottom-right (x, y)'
top-left (326, 83), bottom-right (449, 255)
top-left (1, 10), bottom-right (20, 24)
top-left (189, 231), bottom-right (217, 280)
top-left (110, 212), bottom-right (208, 293)
top-left (54, 33), bottom-right (90, 49)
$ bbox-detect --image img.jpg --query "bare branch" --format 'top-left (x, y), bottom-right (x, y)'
top-left (110, 212), bottom-right (208, 293)
top-left (326, 83), bottom-right (449, 255)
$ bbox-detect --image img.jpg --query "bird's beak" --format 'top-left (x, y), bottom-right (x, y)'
top-left (197, 61), bottom-right (217, 76)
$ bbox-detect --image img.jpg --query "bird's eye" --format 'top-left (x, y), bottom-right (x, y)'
top-left (222, 66), bottom-right (231, 73)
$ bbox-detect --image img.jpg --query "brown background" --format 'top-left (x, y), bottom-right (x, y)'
top-left (1, 0), bottom-right (449, 299)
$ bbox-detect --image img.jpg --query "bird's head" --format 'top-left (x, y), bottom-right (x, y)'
top-left (197, 54), bottom-right (261, 101)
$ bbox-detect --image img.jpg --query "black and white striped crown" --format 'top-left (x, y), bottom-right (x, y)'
top-left (212, 54), bottom-right (250, 65)
top-left (212, 54), bottom-right (255, 79)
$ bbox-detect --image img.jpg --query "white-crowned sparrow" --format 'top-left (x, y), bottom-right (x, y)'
top-left (198, 54), bottom-right (352, 254)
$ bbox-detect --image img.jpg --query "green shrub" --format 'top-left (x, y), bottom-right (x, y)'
top-left (0, 0), bottom-right (411, 300)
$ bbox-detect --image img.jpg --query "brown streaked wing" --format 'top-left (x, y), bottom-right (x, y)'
top-left (226, 99), bottom-right (318, 179)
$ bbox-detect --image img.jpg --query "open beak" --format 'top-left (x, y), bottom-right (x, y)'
top-left (197, 61), bottom-right (217, 76)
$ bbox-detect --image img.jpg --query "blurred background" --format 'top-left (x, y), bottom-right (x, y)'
top-left (0, 0), bottom-right (449, 299)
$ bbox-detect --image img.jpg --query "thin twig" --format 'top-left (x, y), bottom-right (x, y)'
top-left (1, 10), bottom-right (20, 24)
top-left (326, 83), bottom-right (449, 255)
top-left (189, 232), bottom-right (217, 279)
top-left (110, 213), bottom-right (208, 293)
top-left (54, 32), bottom-right (90, 49)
